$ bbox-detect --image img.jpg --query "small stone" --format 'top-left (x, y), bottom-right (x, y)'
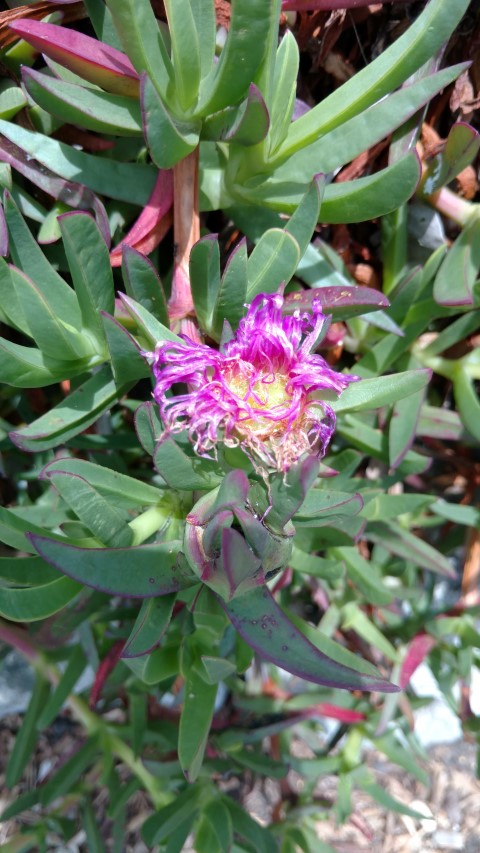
top-left (433, 829), bottom-right (464, 850)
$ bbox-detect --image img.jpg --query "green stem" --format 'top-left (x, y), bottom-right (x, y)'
top-left (381, 206), bottom-right (407, 294)
top-left (0, 617), bottom-right (169, 809)
top-left (128, 504), bottom-right (175, 545)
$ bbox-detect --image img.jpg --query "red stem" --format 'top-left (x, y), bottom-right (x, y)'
top-left (168, 148), bottom-right (199, 326)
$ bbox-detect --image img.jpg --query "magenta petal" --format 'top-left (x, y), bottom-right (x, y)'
top-left (147, 292), bottom-right (359, 472)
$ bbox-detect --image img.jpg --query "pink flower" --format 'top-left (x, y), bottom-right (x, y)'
top-left (146, 293), bottom-right (358, 473)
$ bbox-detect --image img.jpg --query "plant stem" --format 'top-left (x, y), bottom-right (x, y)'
top-left (0, 617), bottom-right (168, 808)
top-left (425, 186), bottom-right (478, 228)
top-left (169, 147), bottom-right (199, 327)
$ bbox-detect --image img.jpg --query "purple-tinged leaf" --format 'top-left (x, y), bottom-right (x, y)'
top-left (201, 84), bottom-right (270, 146)
top-left (399, 633), bottom-right (436, 689)
top-left (0, 204), bottom-right (8, 257)
top-left (297, 489), bottom-right (363, 520)
top-left (423, 122), bottom-right (480, 195)
top-left (122, 594), bottom-right (177, 658)
top-left (221, 527), bottom-right (263, 600)
top-left (110, 170), bottom-right (173, 266)
top-left (187, 470), bottom-right (250, 526)
top-left (221, 586), bottom-right (398, 693)
top-left (0, 133), bottom-right (110, 246)
top-left (284, 286), bottom-right (389, 321)
top-left (433, 217), bottom-right (480, 306)
top-left (8, 20), bottom-right (139, 97)
top-left (267, 455), bottom-right (319, 531)
top-left (28, 534), bottom-right (195, 598)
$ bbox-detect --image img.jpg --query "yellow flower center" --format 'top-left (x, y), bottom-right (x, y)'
top-left (223, 362), bottom-right (293, 438)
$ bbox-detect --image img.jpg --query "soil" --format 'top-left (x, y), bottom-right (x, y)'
top-left (1, 711), bottom-right (479, 852)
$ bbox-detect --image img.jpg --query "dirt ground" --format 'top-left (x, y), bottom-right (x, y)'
top-left (1, 711), bottom-right (479, 852)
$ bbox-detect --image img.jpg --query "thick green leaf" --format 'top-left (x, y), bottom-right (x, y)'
top-left (22, 68), bottom-right (142, 136)
top-left (197, 0), bottom-right (277, 116)
top-left (164, 0), bottom-right (201, 111)
top-left (331, 547), bottom-right (394, 606)
top-left (154, 437), bottom-right (222, 490)
top-left (265, 455), bottom-right (318, 531)
top-left (268, 31), bottom-right (299, 154)
top-left (238, 152), bottom-right (421, 223)
top-left (1, 338), bottom-right (94, 390)
top-left (423, 122), bottom-right (480, 194)
top-left (202, 801), bottom-right (233, 853)
top-left (274, 63), bottom-right (467, 178)
top-left (179, 664), bottom-right (217, 781)
top-left (0, 555), bottom-right (60, 586)
top-left (332, 369), bottom-right (431, 414)
top-left (222, 586), bottom-right (397, 692)
top-left (121, 294), bottom-right (182, 348)
top-left (190, 234), bottom-right (221, 330)
top-left (246, 228), bottom-right (300, 299)
top-left (360, 494), bottom-right (431, 521)
top-left (0, 80), bottom-right (26, 120)
top-left (83, 0), bottom-right (122, 50)
top-left (341, 603), bottom-right (398, 662)
top-left (389, 386), bottom-right (425, 469)
top-left (431, 499), bottom-right (480, 528)
top-left (0, 122), bottom-right (156, 206)
top-left (211, 238), bottom-right (248, 338)
top-left (42, 457), bottom-right (161, 509)
top-left (454, 367), bottom-right (480, 441)
top-left (102, 313), bottom-right (150, 384)
top-left (0, 576), bottom-right (82, 622)
top-left (337, 415), bottom-right (430, 476)
top-left (278, 0), bottom-right (470, 158)
top-left (201, 85), bottom-right (270, 146)
top-left (134, 401), bottom-right (163, 456)
top-left (284, 174), bottom-right (325, 258)
top-left (29, 534), bottom-right (193, 597)
top-left (122, 593), bottom-right (177, 657)
top-left (122, 245), bottom-right (169, 328)
top-left (44, 471), bottom-right (134, 547)
top-left (3, 191), bottom-right (81, 325)
top-left (200, 656), bottom-right (236, 684)
top-left (433, 217), bottom-right (480, 306)
top-left (59, 212), bottom-right (114, 346)
top-left (297, 489), bottom-right (363, 520)
top-left (367, 521), bottom-right (455, 577)
top-left (6, 676), bottom-right (50, 787)
top-left (142, 785), bottom-right (207, 846)
top-left (141, 74), bottom-right (200, 170)
top-left (8, 265), bottom-right (87, 361)
top-left (105, 0), bottom-right (173, 95)
top-left (9, 365), bottom-right (125, 452)
top-left (223, 797), bottom-right (280, 853)
top-left (0, 506), bottom-right (69, 553)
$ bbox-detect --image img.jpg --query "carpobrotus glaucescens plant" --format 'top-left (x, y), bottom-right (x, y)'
top-left (147, 292), bottom-right (358, 473)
